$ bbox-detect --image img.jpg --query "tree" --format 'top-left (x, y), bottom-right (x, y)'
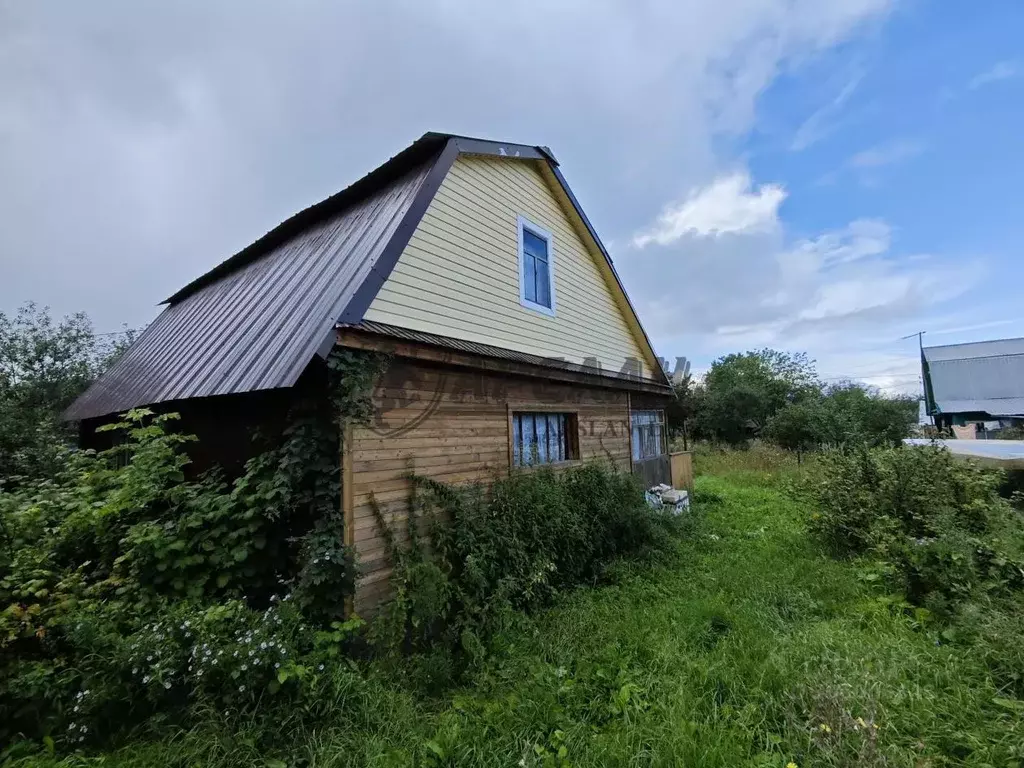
top-left (665, 372), bottom-right (701, 449)
top-left (0, 303), bottom-right (130, 481)
top-left (696, 349), bottom-right (821, 445)
top-left (763, 401), bottom-right (823, 462)
top-left (819, 383), bottom-right (917, 449)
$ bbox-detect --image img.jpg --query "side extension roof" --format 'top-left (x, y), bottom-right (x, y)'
top-left (67, 132), bottom-right (668, 421)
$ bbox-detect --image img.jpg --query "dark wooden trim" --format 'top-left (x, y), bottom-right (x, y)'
top-left (338, 138), bottom-right (461, 324)
top-left (336, 328), bottom-right (673, 396)
top-left (548, 163), bottom-right (668, 386)
top-left (627, 391), bottom-right (634, 474)
top-left (341, 423), bottom-right (355, 617)
top-left (507, 406), bottom-right (582, 466)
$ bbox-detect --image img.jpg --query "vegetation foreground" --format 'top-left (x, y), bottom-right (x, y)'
top-left (8, 460), bottom-right (1023, 767)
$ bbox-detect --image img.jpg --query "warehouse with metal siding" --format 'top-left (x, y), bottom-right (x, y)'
top-left (923, 337), bottom-right (1024, 427)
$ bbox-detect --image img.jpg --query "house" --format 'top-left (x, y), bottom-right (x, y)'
top-left (922, 337), bottom-right (1024, 436)
top-left (66, 132), bottom-right (675, 612)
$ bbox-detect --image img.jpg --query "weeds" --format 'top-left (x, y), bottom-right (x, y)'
top-left (5, 445), bottom-right (1024, 766)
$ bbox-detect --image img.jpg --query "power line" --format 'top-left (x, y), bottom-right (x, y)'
top-left (94, 327), bottom-right (145, 338)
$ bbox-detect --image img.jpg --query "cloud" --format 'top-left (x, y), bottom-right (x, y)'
top-left (629, 202), bottom-right (984, 395)
top-left (790, 73), bottom-right (862, 151)
top-left (789, 218), bottom-right (891, 267)
top-left (969, 60), bottom-right (1018, 90)
top-left (632, 172), bottom-right (786, 246)
top-left (848, 139), bottom-right (926, 168)
top-left (0, 0), bottom-right (894, 333)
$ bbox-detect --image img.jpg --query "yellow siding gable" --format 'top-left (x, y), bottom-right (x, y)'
top-left (363, 154), bottom-right (656, 379)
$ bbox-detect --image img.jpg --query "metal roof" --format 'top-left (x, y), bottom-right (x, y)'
top-left (66, 157), bottom-right (438, 421)
top-left (904, 438), bottom-right (1024, 467)
top-left (923, 337), bottom-right (1024, 362)
top-left (67, 132), bottom-right (669, 421)
top-left (922, 337), bottom-right (1024, 417)
top-left (931, 398), bottom-right (1024, 417)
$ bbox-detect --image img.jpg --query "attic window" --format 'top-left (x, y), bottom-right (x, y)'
top-left (518, 215), bottom-right (556, 316)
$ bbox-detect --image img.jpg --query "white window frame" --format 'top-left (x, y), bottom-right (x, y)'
top-left (517, 215), bottom-right (557, 317)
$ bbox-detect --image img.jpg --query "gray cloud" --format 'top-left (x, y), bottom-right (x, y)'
top-left (3, 0), bottom-right (916, 380)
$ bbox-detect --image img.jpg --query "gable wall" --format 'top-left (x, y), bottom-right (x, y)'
top-left (362, 154), bottom-right (655, 380)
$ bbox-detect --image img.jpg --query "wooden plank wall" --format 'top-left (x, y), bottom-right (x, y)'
top-left (346, 358), bottom-right (631, 614)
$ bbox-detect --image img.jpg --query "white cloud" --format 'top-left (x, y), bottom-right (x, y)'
top-left (788, 218), bottom-right (891, 268)
top-left (848, 139), bottom-right (926, 168)
top-left (632, 172), bottom-right (786, 246)
top-left (969, 60), bottom-right (1018, 90)
top-left (790, 73), bottom-right (862, 151)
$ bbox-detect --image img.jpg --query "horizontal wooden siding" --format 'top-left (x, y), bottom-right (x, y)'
top-left (347, 359), bottom-right (631, 614)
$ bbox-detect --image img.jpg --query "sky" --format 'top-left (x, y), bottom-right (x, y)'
top-left (2, 1), bottom-right (1023, 394)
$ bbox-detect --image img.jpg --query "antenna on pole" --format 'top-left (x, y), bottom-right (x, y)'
top-left (900, 330), bottom-right (926, 354)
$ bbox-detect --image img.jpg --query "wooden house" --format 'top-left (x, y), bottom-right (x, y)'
top-left (67, 132), bottom-right (675, 613)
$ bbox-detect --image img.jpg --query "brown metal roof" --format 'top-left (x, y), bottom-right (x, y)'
top-left (66, 154), bottom-right (441, 421)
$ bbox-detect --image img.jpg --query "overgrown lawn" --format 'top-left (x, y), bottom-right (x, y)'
top-left (16, 470), bottom-right (1022, 767)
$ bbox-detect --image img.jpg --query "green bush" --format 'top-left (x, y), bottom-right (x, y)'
top-left (807, 445), bottom-right (1024, 616)
top-left (373, 462), bottom-right (683, 669)
top-left (0, 406), bottom-right (358, 749)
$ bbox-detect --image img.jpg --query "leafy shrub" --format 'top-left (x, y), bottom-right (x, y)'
top-left (807, 445), bottom-right (1024, 616)
top-left (0, 405), bottom-right (357, 749)
top-left (373, 462), bottom-right (683, 668)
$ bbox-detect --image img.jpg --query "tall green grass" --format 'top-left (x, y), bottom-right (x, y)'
top-left (10, 474), bottom-right (1022, 767)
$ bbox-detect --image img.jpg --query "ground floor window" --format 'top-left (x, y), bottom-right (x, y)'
top-left (631, 409), bottom-right (666, 461)
top-left (512, 411), bottom-right (578, 466)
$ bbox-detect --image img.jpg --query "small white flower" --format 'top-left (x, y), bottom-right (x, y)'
top-left (260, 642), bottom-right (267, 650)
top-left (239, 685), bottom-right (246, 692)
top-left (81, 725), bottom-right (88, 733)
top-left (143, 676), bottom-right (150, 683)
top-left (163, 681), bottom-right (171, 690)
top-left (241, 664), bottom-right (248, 671)
top-left (318, 664), bottom-right (325, 671)
top-left (274, 663), bottom-right (280, 669)
top-left (313, 558), bottom-right (319, 564)
top-left (197, 670), bottom-right (203, 677)
top-left (146, 655), bottom-right (153, 662)
top-left (73, 705), bottom-right (79, 713)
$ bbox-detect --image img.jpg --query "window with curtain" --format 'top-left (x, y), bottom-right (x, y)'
top-left (631, 410), bottom-right (666, 461)
top-left (512, 412), bottom-right (578, 466)
top-left (518, 216), bottom-right (555, 315)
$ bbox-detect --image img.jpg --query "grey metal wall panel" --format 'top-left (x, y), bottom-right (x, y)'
top-left (924, 337), bottom-right (1024, 362)
top-left (66, 161), bottom-right (433, 421)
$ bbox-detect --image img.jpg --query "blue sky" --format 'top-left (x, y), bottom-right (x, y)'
top-left (730, 2), bottom-right (1024, 389)
top-left (1, 1), bottom-right (1021, 394)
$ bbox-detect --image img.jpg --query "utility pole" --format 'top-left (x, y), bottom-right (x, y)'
top-left (901, 331), bottom-right (931, 426)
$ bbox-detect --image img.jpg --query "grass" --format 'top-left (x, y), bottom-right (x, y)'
top-left (14, 466), bottom-right (1024, 767)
